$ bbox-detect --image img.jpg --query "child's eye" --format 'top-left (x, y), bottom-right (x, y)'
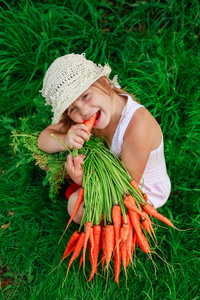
top-left (69, 107), bottom-right (76, 114)
top-left (82, 94), bottom-right (88, 100)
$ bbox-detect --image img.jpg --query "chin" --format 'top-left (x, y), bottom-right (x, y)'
top-left (94, 111), bottom-right (109, 129)
top-left (94, 120), bottom-right (109, 130)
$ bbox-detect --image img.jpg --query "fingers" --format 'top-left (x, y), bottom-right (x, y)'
top-left (71, 124), bottom-right (91, 141)
top-left (73, 133), bottom-right (91, 149)
top-left (65, 153), bottom-right (73, 171)
top-left (74, 156), bottom-right (83, 170)
top-left (65, 154), bottom-right (84, 186)
top-left (66, 154), bottom-right (85, 171)
top-left (75, 123), bottom-right (91, 132)
top-left (79, 154), bottom-right (86, 160)
top-left (74, 136), bottom-right (85, 147)
top-left (66, 130), bottom-right (90, 150)
top-left (76, 130), bottom-right (91, 142)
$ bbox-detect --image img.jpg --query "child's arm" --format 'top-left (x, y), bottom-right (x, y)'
top-left (38, 123), bottom-right (90, 153)
top-left (121, 107), bottom-right (162, 184)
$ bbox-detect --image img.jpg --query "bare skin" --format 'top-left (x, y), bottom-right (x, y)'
top-left (38, 78), bottom-right (162, 224)
top-left (67, 188), bottom-right (84, 224)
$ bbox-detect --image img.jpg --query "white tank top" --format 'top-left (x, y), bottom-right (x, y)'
top-left (111, 94), bottom-right (171, 209)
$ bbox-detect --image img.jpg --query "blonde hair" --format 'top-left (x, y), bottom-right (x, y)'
top-left (60, 77), bottom-right (136, 134)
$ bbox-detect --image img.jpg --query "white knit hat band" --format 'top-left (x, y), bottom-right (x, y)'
top-left (40, 53), bottom-right (120, 124)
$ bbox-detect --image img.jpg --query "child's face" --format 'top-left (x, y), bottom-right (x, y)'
top-left (67, 83), bottom-right (113, 129)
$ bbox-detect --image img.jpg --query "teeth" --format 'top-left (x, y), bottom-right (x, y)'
top-left (89, 113), bottom-right (97, 119)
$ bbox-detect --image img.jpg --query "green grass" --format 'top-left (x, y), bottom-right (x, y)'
top-left (0, 0), bottom-right (200, 299)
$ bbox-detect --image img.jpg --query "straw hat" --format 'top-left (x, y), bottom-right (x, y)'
top-left (40, 53), bottom-right (120, 124)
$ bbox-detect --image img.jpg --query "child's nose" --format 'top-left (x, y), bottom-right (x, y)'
top-left (80, 103), bottom-right (90, 118)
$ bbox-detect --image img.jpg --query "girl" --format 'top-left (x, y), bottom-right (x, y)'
top-left (38, 53), bottom-right (171, 224)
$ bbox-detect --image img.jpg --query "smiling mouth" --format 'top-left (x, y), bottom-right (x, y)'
top-left (93, 110), bottom-right (101, 125)
top-left (96, 110), bottom-right (101, 120)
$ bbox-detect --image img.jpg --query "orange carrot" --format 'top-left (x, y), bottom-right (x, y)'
top-left (148, 218), bottom-right (157, 241)
top-left (84, 113), bottom-right (97, 134)
top-left (101, 227), bottom-right (106, 268)
top-left (143, 193), bottom-right (147, 202)
top-left (88, 242), bottom-right (92, 267)
top-left (65, 232), bottom-right (85, 278)
top-left (131, 230), bottom-right (136, 256)
top-left (126, 248), bottom-right (130, 267)
top-left (79, 254), bottom-right (83, 270)
top-left (126, 222), bottom-right (133, 266)
top-left (120, 223), bottom-right (130, 242)
top-left (114, 244), bottom-right (121, 285)
top-left (121, 241), bottom-right (127, 279)
top-left (126, 213), bottom-right (131, 225)
top-left (141, 211), bottom-right (157, 241)
top-left (128, 209), bottom-right (143, 241)
top-left (59, 188), bottom-right (84, 243)
top-left (83, 221), bottom-right (92, 272)
top-left (112, 205), bottom-right (121, 261)
top-left (136, 233), bottom-right (150, 253)
top-left (130, 179), bottom-right (142, 196)
top-left (89, 227), bottom-right (94, 266)
top-left (88, 225), bottom-right (101, 282)
top-left (135, 213), bottom-right (151, 253)
top-left (142, 202), bottom-right (177, 229)
top-left (105, 224), bottom-right (115, 269)
top-left (124, 195), bottom-right (150, 220)
top-left (141, 211), bottom-right (153, 238)
top-left (121, 213), bottom-right (131, 227)
top-left (142, 218), bottom-right (152, 237)
top-left (61, 231), bottom-right (80, 261)
top-left (122, 214), bottom-right (132, 266)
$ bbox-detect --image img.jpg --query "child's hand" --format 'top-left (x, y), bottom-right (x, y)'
top-left (65, 153), bottom-right (85, 186)
top-left (64, 124), bottom-right (90, 150)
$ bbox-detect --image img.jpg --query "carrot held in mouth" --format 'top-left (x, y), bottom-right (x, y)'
top-left (84, 113), bottom-right (97, 134)
top-left (72, 113), bottom-right (97, 158)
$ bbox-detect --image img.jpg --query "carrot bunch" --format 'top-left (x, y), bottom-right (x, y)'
top-left (60, 183), bottom-right (176, 285)
top-left (57, 135), bottom-right (177, 285)
top-left (54, 119), bottom-right (176, 285)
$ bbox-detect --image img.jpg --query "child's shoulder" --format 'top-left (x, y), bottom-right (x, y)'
top-left (124, 106), bottom-right (162, 151)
